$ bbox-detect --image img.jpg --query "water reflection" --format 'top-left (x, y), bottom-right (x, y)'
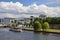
top-left (33, 32), bottom-right (60, 40)
top-left (0, 28), bottom-right (60, 40)
top-left (33, 32), bottom-right (49, 40)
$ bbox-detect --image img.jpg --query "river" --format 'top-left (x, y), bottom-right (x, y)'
top-left (0, 28), bottom-right (60, 40)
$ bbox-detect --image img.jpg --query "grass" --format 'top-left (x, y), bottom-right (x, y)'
top-left (45, 29), bottom-right (60, 33)
top-left (22, 28), bottom-right (34, 31)
top-left (22, 28), bottom-right (60, 33)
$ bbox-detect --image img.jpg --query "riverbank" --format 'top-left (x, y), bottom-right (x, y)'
top-left (22, 28), bottom-right (60, 34)
top-left (44, 29), bottom-right (60, 34)
top-left (22, 28), bottom-right (34, 31)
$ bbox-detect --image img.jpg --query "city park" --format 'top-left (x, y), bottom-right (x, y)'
top-left (11, 14), bottom-right (60, 33)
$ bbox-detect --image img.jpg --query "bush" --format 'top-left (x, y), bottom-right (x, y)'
top-left (43, 22), bottom-right (50, 29)
top-left (34, 21), bottom-right (42, 31)
top-left (12, 23), bottom-right (16, 28)
top-left (18, 21), bottom-right (22, 25)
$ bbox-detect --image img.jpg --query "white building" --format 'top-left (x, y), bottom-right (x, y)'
top-left (0, 18), bottom-right (18, 25)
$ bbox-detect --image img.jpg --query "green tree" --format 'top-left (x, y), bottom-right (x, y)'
top-left (43, 22), bottom-right (50, 29)
top-left (34, 21), bottom-right (42, 31)
top-left (34, 18), bottom-right (43, 24)
top-left (18, 20), bottom-right (23, 25)
top-left (12, 23), bottom-right (16, 28)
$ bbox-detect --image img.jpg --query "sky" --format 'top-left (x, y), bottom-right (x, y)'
top-left (0, 0), bottom-right (60, 18)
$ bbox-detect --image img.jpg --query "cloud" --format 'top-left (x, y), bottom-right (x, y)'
top-left (0, 2), bottom-right (60, 18)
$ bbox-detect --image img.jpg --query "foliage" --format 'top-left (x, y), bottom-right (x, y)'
top-left (34, 21), bottom-right (42, 31)
top-left (34, 18), bottom-right (43, 24)
top-left (45, 17), bottom-right (60, 24)
top-left (18, 20), bottom-right (23, 24)
top-left (33, 17), bottom-right (60, 31)
top-left (26, 20), bottom-right (31, 24)
top-left (12, 23), bottom-right (16, 28)
top-left (43, 22), bottom-right (50, 29)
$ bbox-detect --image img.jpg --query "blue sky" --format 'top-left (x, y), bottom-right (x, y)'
top-left (0, 0), bottom-right (60, 7)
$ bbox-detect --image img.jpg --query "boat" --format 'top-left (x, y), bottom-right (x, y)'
top-left (9, 27), bottom-right (22, 32)
top-left (9, 25), bottom-right (23, 32)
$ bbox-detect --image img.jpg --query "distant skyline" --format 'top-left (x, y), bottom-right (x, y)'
top-left (0, 0), bottom-right (60, 18)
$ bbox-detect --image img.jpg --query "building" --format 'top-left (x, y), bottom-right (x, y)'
top-left (0, 18), bottom-right (18, 25)
top-left (39, 14), bottom-right (47, 19)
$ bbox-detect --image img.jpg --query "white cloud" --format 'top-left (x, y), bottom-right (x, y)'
top-left (0, 2), bottom-right (60, 18)
top-left (0, 13), bottom-right (20, 18)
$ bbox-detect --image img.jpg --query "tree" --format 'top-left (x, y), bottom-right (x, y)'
top-left (12, 23), bottom-right (16, 28)
top-left (18, 20), bottom-right (23, 25)
top-left (43, 22), bottom-right (50, 29)
top-left (34, 21), bottom-right (42, 31)
top-left (34, 18), bottom-right (43, 24)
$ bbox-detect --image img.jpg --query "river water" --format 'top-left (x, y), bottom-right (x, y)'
top-left (0, 28), bottom-right (60, 40)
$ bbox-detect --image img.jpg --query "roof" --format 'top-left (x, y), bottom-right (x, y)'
top-left (39, 14), bottom-right (46, 17)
